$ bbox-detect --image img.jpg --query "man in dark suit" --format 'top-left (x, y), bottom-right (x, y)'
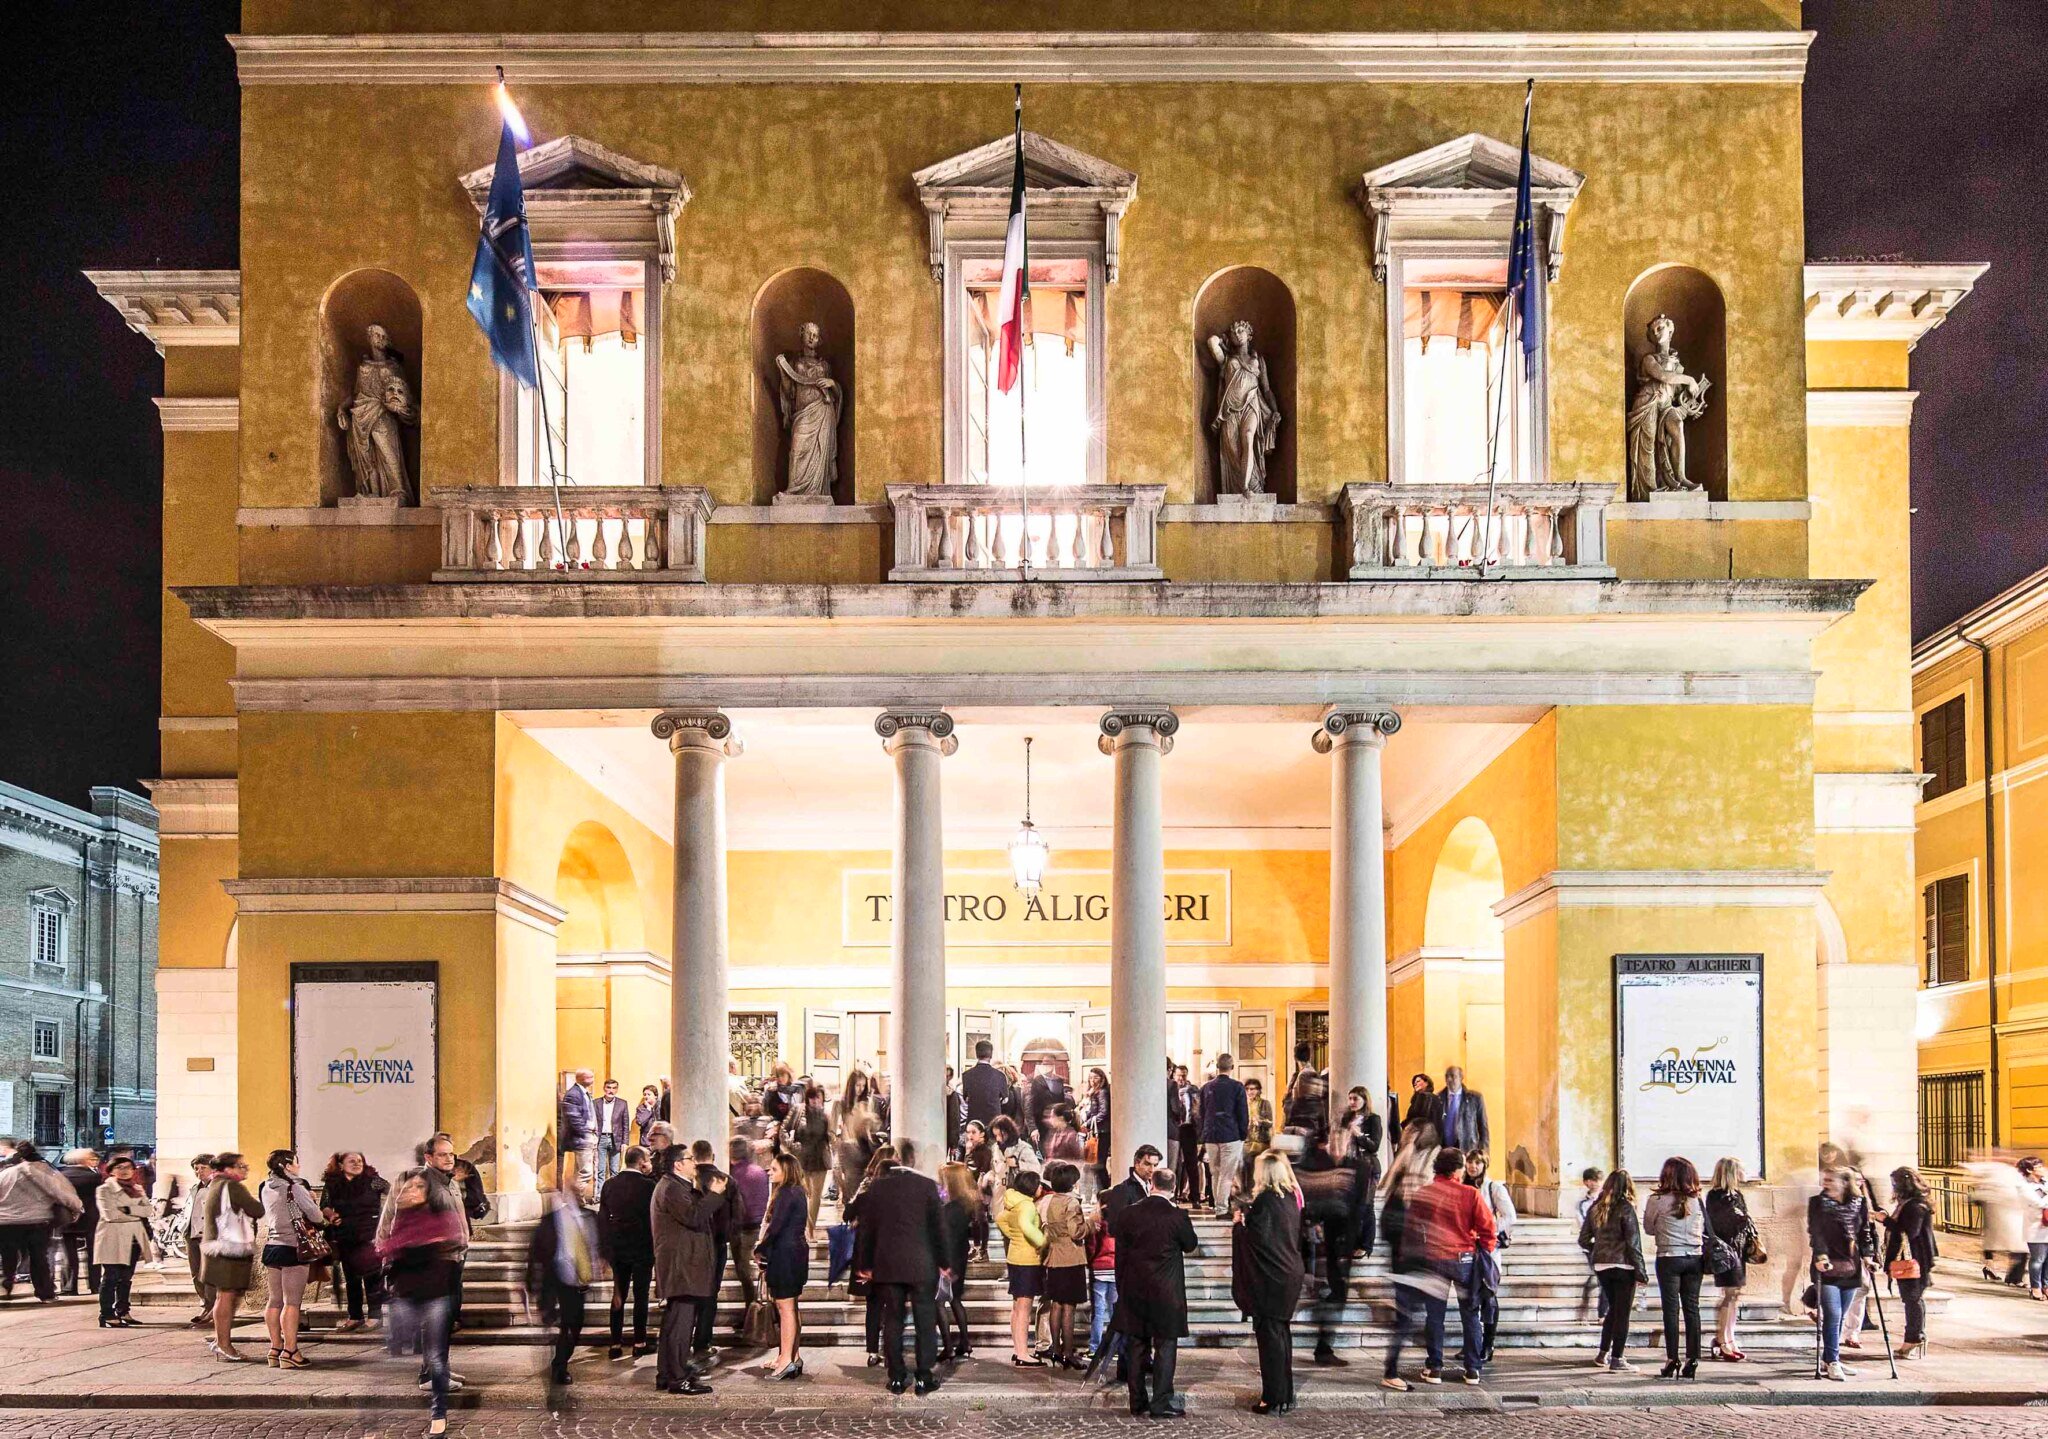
top-left (1439, 1066), bottom-right (1489, 1155)
top-left (597, 1145), bottom-right (657, 1357)
top-left (1197, 1054), bottom-right (1251, 1212)
top-left (1110, 1166), bottom-right (1200, 1417)
top-left (865, 1140), bottom-right (948, 1395)
top-left (961, 1042), bottom-right (1011, 1131)
top-left (1026, 1065), bottom-right (1069, 1151)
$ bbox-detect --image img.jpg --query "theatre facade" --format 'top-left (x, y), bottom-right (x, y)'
top-left (103, 4), bottom-right (1980, 1215)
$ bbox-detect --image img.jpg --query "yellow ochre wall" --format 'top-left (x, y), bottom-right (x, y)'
top-left (234, 77), bottom-right (1809, 561)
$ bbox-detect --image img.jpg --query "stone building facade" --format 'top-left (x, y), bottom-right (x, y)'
top-left (0, 781), bottom-right (158, 1151)
top-left (95, 4), bottom-right (1983, 1217)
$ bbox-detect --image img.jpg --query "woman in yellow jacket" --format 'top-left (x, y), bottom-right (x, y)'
top-left (995, 1171), bottom-right (1048, 1366)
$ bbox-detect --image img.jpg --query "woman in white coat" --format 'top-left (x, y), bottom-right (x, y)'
top-left (93, 1155), bottom-right (157, 1326)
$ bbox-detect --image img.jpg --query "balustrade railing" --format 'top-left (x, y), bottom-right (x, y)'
top-left (886, 484), bottom-right (1164, 582)
top-left (429, 486), bottom-right (712, 581)
top-left (1338, 481), bottom-right (1615, 578)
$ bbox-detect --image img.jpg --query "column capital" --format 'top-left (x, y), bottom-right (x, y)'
top-left (1097, 707), bottom-right (1179, 756)
top-left (652, 709), bottom-right (741, 757)
top-left (876, 709), bottom-right (958, 756)
top-left (1311, 707), bottom-right (1401, 754)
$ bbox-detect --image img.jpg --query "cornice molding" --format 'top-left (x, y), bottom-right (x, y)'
top-left (1493, 868), bottom-right (1830, 928)
top-left (155, 397), bottom-right (240, 433)
top-left (223, 876), bottom-right (567, 934)
top-left (1813, 771), bottom-right (1926, 835)
top-left (85, 270), bottom-right (242, 353)
top-left (229, 30), bottom-right (1814, 87)
top-left (1806, 390), bottom-right (1918, 428)
top-left (142, 778), bottom-right (239, 839)
top-left (1803, 263), bottom-right (1987, 349)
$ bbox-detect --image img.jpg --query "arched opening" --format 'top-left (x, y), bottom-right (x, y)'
top-left (750, 267), bottom-right (856, 505)
top-left (319, 267), bottom-right (423, 505)
top-left (1623, 264), bottom-right (1728, 501)
top-left (553, 820), bottom-right (645, 955)
top-left (1422, 816), bottom-right (1507, 1119)
top-left (1193, 266), bottom-right (1296, 503)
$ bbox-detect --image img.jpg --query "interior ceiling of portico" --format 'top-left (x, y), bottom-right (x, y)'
top-left (517, 709), bottom-right (1533, 853)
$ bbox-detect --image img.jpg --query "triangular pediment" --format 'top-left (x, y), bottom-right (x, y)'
top-left (913, 130), bottom-right (1137, 198)
top-left (1361, 133), bottom-right (1582, 197)
top-left (461, 135), bottom-right (689, 206)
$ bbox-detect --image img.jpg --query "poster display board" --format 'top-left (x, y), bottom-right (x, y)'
top-left (1614, 954), bottom-right (1764, 1180)
top-left (292, 962), bottom-right (438, 1185)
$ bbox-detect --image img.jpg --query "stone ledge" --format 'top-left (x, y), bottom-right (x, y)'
top-left (1162, 502), bottom-right (1336, 523)
top-left (1608, 499), bottom-right (1811, 521)
top-left (709, 504), bottom-right (891, 524)
top-left (238, 506), bottom-right (439, 528)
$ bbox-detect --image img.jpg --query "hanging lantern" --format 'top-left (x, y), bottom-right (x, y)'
top-left (1007, 735), bottom-right (1051, 893)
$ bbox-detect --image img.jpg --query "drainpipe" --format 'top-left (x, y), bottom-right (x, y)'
top-left (1962, 633), bottom-right (2001, 1147)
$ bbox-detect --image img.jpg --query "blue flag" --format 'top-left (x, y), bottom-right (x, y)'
top-left (466, 118), bottom-right (540, 390)
top-left (1505, 80), bottom-right (1540, 380)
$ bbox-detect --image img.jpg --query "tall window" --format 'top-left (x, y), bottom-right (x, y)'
top-left (1400, 260), bottom-right (1534, 487)
top-left (516, 261), bottom-right (648, 488)
top-left (1917, 1071), bottom-right (1984, 1169)
top-left (964, 257), bottom-right (1092, 487)
top-left (31, 903), bottom-right (64, 970)
top-left (1923, 874), bottom-right (1970, 986)
top-left (33, 1091), bottom-right (61, 1148)
top-left (1920, 695), bottom-right (1968, 801)
top-left (32, 1020), bottom-right (60, 1062)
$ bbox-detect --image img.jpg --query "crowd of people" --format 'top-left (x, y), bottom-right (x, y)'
top-left (0, 1046), bottom-right (2041, 1429)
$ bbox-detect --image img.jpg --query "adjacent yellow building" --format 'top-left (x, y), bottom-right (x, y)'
top-left (1913, 562), bottom-right (2048, 1175)
top-left (95, 4), bottom-right (1983, 1219)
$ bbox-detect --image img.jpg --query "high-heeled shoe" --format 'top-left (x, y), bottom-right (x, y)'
top-left (267, 1348), bottom-right (283, 1368)
top-left (1680, 1359), bottom-right (1698, 1380)
top-left (280, 1349), bottom-right (311, 1370)
top-left (1658, 1360), bottom-right (1679, 1378)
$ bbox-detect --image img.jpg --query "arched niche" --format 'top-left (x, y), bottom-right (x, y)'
top-left (1423, 815), bottom-right (1507, 955)
top-left (750, 267), bottom-right (856, 505)
top-left (1623, 264), bottom-right (1728, 501)
top-left (1193, 266), bottom-right (1297, 503)
top-left (318, 268), bottom-right (423, 505)
top-left (554, 819), bottom-right (645, 955)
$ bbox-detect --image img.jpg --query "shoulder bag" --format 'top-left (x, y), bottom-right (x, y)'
top-left (200, 1185), bottom-right (255, 1261)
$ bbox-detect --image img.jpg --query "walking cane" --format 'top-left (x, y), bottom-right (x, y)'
top-left (1863, 1261), bottom-right (1900, 1380)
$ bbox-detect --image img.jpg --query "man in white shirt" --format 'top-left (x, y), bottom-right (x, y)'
top-left (595, 1079), bottom-right (632, 1188)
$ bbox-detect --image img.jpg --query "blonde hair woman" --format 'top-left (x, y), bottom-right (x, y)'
top-left (1234, 1150), bottom-right (1304, 1413)
top-left (1704, 1157), bottom-right (1756, 1361)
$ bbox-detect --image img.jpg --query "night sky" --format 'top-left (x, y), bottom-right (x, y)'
top-left (1, 3), bottom-right (2041, 809)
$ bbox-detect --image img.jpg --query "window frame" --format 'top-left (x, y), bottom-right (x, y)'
top-left (1922, 871), bottom-right (1972, 987)
top-left (941, 236), bottom-right (1108, 488)
top-left (497, 257), bottom-right (662, 490)
top-left (1383, 238), bottom-right (1553, 488)
top-left (31, 1018), bottom-right (61, 1062)
top-left (28, 891), bottom-right (69, 973)
top-left (1919, 692), bottom-right (1969, 801)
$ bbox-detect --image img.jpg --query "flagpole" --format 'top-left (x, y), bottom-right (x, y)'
top-left (1479, 79), bottom-right (1535, 579)
top-left (495, 68), bottom-right (572, 564)
top-left (1013, 83), bottom-right (1031, 582)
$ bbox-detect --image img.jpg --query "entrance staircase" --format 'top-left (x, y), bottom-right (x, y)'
top-left (292, 1210), bottom-right (1919, 1352)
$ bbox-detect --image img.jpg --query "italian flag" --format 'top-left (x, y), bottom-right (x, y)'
top-left (996, 90), bottom-right (1028, 395)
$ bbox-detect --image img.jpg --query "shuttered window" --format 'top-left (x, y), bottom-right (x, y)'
top-left (1920, 696), bottom-right (1968, 801)
top-left (1923, 874), bottom-right (1970, 986)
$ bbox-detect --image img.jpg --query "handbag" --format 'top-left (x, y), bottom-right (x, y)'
top-left (742, 1298), bottom-right (777, 1345)
top-left (1814, 1254), bottom-right (1861, 1281)
top-left (201, 1191), bottom-right (254, 1261)
top-left (1704, 1230), bottom-right (1739, 1276)
top-left (291, 1208), bottom-right (333, 1265)
top-left (1742, 1224), bottom-right (1769, 1265)
top-left (1886, 1257), bottom-right (1921, 1281)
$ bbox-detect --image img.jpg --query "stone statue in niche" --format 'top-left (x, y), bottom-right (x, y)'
top-left (1205, 319), bottom-right (1282, 498)
top-left (1626, 313), bottom-right (1711, 501)
top-left (335, 323), bottom-right (418, 506)
top-left (773, 321), bottom-right (841, 504)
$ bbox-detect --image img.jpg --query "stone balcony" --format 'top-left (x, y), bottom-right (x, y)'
top-left (428, 486), bottom-right (712, 581)
top-left (885, 483), bottom-right (1165, 582)
top-left (1338, 481), bottom-right (1615, 579)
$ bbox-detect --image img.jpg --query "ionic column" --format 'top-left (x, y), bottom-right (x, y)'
top-left (1100, 708), bottom-right (1177, 1170)
top-left (653, 709), bottom-right (741, 1149)
top-left (877, 710), bottom-right (957, 1169)
top-left (1313, 707), bottom-right (1399, 1135)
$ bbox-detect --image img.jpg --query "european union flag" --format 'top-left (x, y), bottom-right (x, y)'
top-left (466, 117), bottom-right (540, 390)
top-left (1505, 80), bottom-right (1541, 381)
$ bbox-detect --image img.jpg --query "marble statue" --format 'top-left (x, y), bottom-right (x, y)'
top-left (774, 322), bottom-right (841, 500)
top-left (335, 323), bottom-right (418, 504)
top-left (1206, 319), bottom-right (1281, 497)
top-left (1625, 313), bottom-right (1711, 501)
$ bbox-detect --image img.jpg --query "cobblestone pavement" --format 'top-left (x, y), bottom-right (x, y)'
top-left (2, 1407), bottom-right (2047, 1439)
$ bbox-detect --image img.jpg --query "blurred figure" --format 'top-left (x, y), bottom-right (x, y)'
top-left (788, 1085), bottom-right (833, 1241)
top-left (2017, 1157), bottom-right (2048, 1298)
top-left (1968, 1155), bottom-right (2029, 1286)
top-left (1380, 1147), bottom-right (1495, 1390)
top-left (377, 1168), bottom-right (466, 1435)
top-left (57, 1149), bottom-right (101, 1298)
top-left (527, 1174), bottom-right (600, 1384)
